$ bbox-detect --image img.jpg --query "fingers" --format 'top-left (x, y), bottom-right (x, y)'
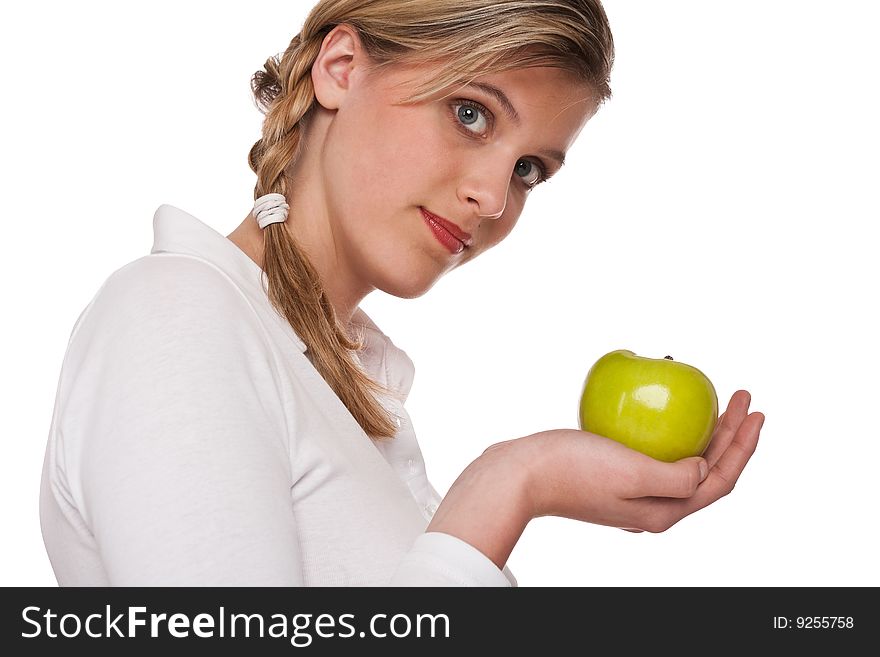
top-left (614, 395), bottom-right (764, 531)
top-left (629, 455), bottom-right (708, 499)
top-left (702, 390), bottom-right (751, 469)
top-left (709, 410), bottom-right (763, 494)
top-left (678, 408), bottom-right (764, 515)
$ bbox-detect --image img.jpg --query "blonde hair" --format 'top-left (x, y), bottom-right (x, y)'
top-left (248, 0), bottom-right (614, 440)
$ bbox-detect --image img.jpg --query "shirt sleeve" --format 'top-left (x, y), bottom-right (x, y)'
top-left (390, 532), bottom-right (517, 587)
top-left (60, 255), bottom-right (304, 585)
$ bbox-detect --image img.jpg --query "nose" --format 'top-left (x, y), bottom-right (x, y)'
top-left (457, 159), bottom-right (510, 220)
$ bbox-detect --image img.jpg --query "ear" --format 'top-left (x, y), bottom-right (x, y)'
top-left (311, 24), bottom-right (365, 110)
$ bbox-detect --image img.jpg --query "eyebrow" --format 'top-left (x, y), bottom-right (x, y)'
top-left (469, 81), bottom-right (521, 124)
top-left (467, 81), bottom-right (567, 169)
top-left (540, 148), bottom-right (567, 169)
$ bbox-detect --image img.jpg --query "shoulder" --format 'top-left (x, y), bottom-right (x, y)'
top-left (105, 253), bottom-right (248, 308)
top-left (70, 253), bottom-right (268, 355)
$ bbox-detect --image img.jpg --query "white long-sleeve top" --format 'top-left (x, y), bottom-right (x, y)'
top-left (40, 203), bottom-right (516, 587)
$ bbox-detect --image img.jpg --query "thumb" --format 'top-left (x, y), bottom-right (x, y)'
top-left (638, 455), bottom-right (708, 499)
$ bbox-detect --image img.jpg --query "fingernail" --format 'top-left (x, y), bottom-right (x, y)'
top-left (699, 459), bottom-right (709, 482)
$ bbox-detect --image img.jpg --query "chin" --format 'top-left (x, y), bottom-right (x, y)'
top-left (378, 279), bottom-right (437, 300)
top-left (375, 268), bottom-right (443, 300)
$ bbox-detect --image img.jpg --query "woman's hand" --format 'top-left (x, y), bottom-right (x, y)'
top-left (525, 389), bottom-right (764, 533)
top-left (426, 389), bottom-right (764, 569)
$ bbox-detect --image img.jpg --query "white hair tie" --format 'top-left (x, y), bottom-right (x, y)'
top-left (253, 193), bottom-right (290, 229)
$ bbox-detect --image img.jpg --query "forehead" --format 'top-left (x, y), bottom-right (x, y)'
top-left (371, 59), bottom-right (595, 110)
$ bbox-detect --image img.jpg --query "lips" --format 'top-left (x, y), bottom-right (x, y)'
top-left (420, 207), bottom-right (472, 247)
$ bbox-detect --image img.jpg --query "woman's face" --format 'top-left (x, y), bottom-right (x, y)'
top-left (315, 56), bottom-right (597, 301)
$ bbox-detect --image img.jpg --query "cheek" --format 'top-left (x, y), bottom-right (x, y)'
top-left (491, 214), bottom-right (519, 247)
top-left (338, 106), bottom-right (448, 201)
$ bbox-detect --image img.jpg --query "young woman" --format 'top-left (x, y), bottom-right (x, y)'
top-left (40, 0), bottom-right (764, 586)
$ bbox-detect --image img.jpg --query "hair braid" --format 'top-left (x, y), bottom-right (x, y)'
top-left (249, 30), bottom-right (401, 441)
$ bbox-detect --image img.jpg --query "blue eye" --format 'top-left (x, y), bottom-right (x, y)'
top-left (458, 106), bottom-right (478, 124)
top-left (514, 158), bottom-right (544, 188)
top-left (453, 102), bottom-right (490, 135)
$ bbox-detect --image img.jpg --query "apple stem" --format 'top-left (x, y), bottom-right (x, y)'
top-left (664, 355), bottom-right (674, 360)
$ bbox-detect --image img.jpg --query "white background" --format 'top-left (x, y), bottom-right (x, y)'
top-left (2, 0), bottom-right (877, 587)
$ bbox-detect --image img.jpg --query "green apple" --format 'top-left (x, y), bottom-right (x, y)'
top-left (578, 350), bottom-right (718, 462)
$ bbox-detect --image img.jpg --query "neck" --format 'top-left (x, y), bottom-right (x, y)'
top-left (226, 120), bottom-right (373, 326)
